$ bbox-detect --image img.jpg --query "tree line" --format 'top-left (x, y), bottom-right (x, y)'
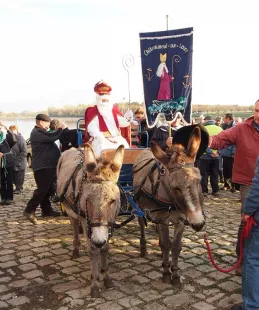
top-left (192, 104), bottom-right (254, 114)
top-left (0, 103), bottom-right (254, 118)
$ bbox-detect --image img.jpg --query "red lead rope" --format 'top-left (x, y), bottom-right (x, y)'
top-left (204, 216), bottom-right (257, 273)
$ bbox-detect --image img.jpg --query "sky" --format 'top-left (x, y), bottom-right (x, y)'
top-left (0, 0), bottom-right (259, 112)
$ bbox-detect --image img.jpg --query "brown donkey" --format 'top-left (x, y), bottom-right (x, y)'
top-left (57, 144), bottom-right (124, 297)
top-left (133, 126), bottom-right (205, 284)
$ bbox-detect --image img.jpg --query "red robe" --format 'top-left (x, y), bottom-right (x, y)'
top-left (84, 105), bottom-right (130, 145)
top-left (157, 68), bottom-right (172, 100)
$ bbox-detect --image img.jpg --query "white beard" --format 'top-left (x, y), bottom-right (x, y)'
top-left (96, 95), bottom-right (113, 116)
top-left (156, 62), bottom-right (168, 78)
top-left (96, 94), bottom-right (120, 136)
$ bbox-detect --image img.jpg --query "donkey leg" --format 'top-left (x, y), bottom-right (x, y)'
top-left (100, 242), bottom-right (114, 289)
top-left (87, 241), bottom-right (101, 298)
top-left (138, 216), bottom-right (147, 257)
top-left (158, 223), bottom-right (171, 284)
top-left (171, 222), bottom-right (185, 285)
top-left (81, 217), bottom-right (101, 298)
top-left (69, 216), bottom-right (80, 259)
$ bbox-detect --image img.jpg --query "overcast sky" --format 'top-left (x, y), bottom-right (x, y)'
top-left (0, 0), bottom-right (259, 112)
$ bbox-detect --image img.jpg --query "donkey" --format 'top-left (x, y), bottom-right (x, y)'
top-left (133, 126), bottom-right (205, 284)
top-left (56, 144), bottom-right (124, 298)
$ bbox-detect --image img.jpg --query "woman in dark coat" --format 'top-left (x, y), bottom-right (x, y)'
top-left (9, 125), bottom-right (27, 194)
top-left (0, 122), bottom-right (17, 205)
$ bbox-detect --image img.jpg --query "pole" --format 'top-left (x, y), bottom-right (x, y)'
top-left (122, 54), bottom-right (134, 110)
top-left (166, 14), bottom-right (170, 135)
top-left (168, 121), bottom-right (171, 137)
top-left (127, 71), bottom-right (130, 109)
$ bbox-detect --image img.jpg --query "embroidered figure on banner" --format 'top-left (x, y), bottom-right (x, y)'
top-left (156, 53), bottom-right (172, 100)
top-left (145, 68), bottom-right (154, 81)
top-left (148, 53), bottom-right (188, 119)
top-left (182, 74), bottom-right (191, 88)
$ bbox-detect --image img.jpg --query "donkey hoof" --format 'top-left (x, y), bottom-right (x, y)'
top-left (171, 275), bottom-right (181, 286)
top-left (72, 250), bottom-right (80, 259)
top-left (104, 278), bottom-right (114, 289)
top-left (91, 287), bottom-right (100, 298)
top-left (162, 273), bottom-right (171, 284)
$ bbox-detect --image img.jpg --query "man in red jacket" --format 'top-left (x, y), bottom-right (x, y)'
top-left (210, 100), bottom-right (259, 275)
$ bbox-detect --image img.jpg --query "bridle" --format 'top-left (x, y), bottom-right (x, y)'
top-left (142, 161), bottom-right (204, 226)
top-left (168, 162), bottom-right (195, 173)
top-left (82, 179), bottom-right (119, 239)
top-left (60, 157), bottom-right (120, 240)
top-left (169, 162), bottom-right (206, 223)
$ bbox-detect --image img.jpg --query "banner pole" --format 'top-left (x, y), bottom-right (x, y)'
top-left (166, 15), bottom-right (169, 30)
top-left (167, 121), bottom-right (171, 137)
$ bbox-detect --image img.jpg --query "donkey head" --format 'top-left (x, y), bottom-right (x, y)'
top-left (150, 126), bottom-right (205, 232)
top-left (80, 144), bottom-right (124, 248)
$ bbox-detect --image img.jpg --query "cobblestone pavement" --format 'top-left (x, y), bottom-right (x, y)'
top-left (0, 169), bottom-right (243, 310)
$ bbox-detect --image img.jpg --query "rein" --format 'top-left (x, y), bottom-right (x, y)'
top-left (134, 159), bottom-right (195, 226)
top-left (204, 216), bottom-right (257, 273)
top-left (60, 159), bottom-right (119, 239)
top-left (82, 179), bottom-right (118, 239)
top-left (169, 162), bottom-right (195, 173)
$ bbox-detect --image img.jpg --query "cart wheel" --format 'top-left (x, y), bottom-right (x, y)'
top-left (60, 203), bottom-right (68, 216)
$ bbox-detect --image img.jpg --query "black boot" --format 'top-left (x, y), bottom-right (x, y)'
top-left (42, 208), bottom-right (60, 217)
top-left (219, 171), bottom-right (224, 183)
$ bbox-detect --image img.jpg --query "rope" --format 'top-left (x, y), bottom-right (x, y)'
top-left (204, 216), bottom-right (257, 273)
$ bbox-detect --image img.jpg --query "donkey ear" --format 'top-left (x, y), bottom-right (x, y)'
top-left (150, 141), bottom-right (170, 167)
top-left (186, 126), bottom-right (201, 159)
top-left (112, 145), bottom-right (125, 169)
top-left (84, 144), bottom-right (97, 173)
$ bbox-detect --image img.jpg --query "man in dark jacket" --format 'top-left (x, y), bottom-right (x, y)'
top-left (23, 114), bottom-right (67, 224)
top-left (0, 122), bottom-right (17, 205)
top-left (219, 113), bottom-right (238, 192)
top-left (199, 115), bottom-right (222, 197)
top-left (9, 125), bottom-right (27, 194)
top-left (59, 129), bottom-right (79, 152)
top-left (151, 114), bottom-right (179, 151)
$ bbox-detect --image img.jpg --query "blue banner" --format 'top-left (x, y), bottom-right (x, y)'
top-left (139, 27), bottom-right (193, 125)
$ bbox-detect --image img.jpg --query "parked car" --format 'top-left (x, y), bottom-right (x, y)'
top-left (26, 138), bottom-right (32, 168)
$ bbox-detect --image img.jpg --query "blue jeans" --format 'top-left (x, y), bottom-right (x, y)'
top-left (242, 225), bottom-right (259, 309)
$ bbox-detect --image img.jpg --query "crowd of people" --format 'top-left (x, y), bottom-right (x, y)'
top-left (0, 124), bottom-right (28, 204)
top-left (188, 104), bottom-right (259, 310)
top-left (0, 80), bottom-right (258, 309)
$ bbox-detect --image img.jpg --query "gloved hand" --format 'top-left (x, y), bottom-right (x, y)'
top-left (124, 110), bottom-right (134, 122)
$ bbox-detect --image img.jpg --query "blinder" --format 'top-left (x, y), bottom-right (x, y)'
top-left (62, 167), bottom-right (119, 241)
top-left (84, 180), bottom-right (119, 240)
